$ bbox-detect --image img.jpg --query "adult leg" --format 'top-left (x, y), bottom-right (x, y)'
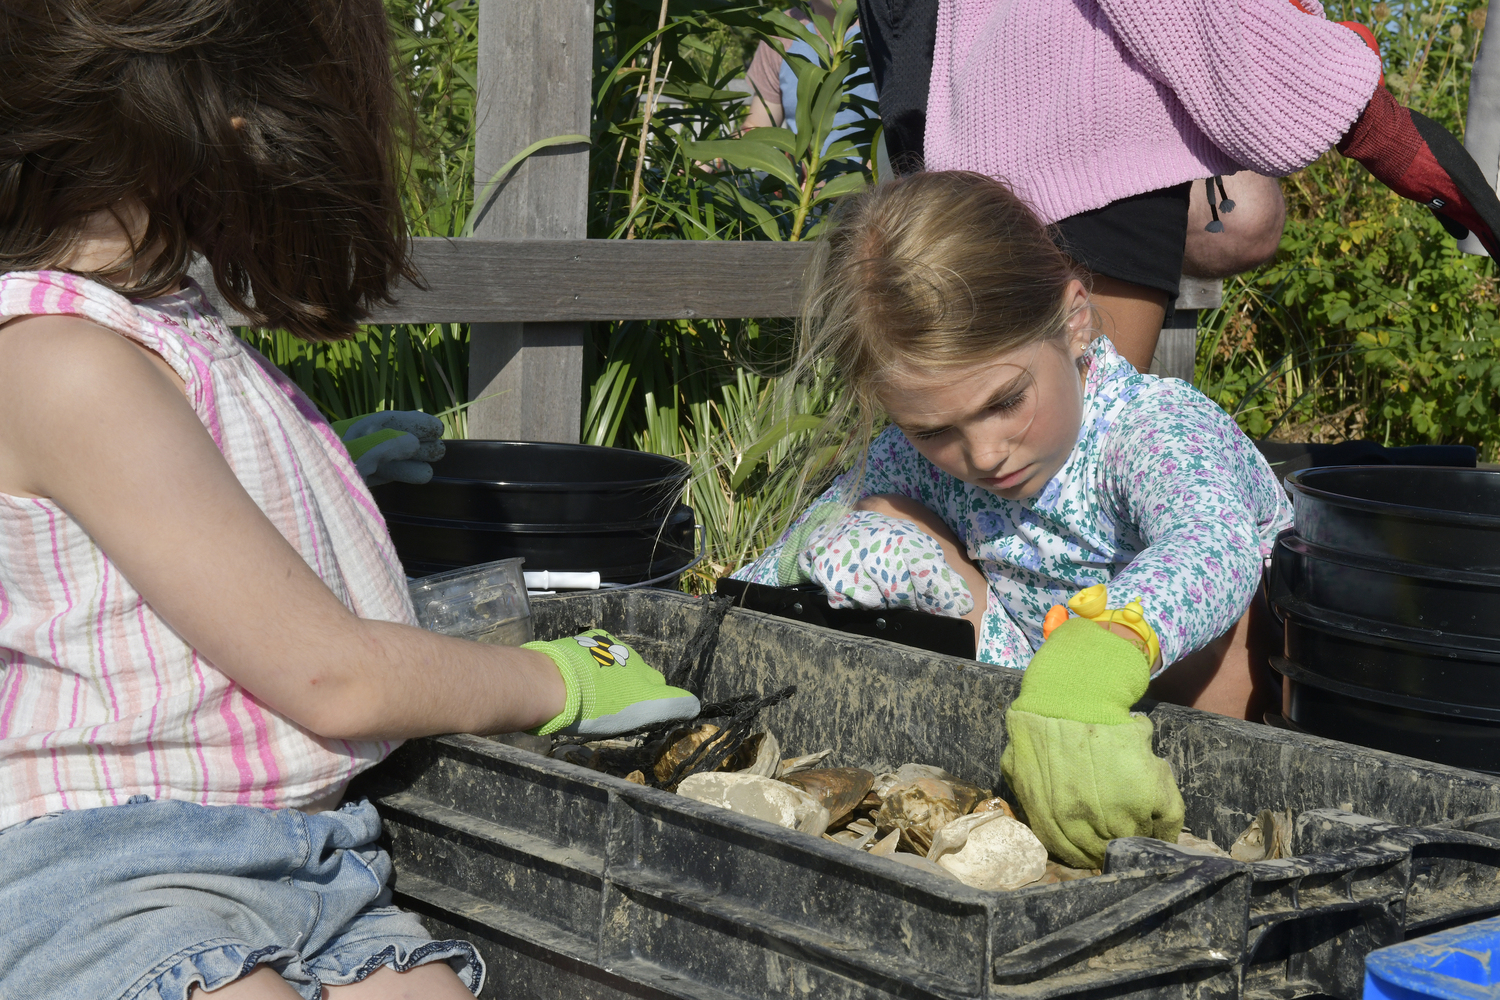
top-left (1146, 589), bottom-right (1282, 721)
top-left (1053, 183), bottom-right (1192, 374)
top-left (1082, 272), bottom-right (1169, 373)
top-left (1183, 171), bottom-right (1286, 279)
top-left (853, 493), bottom-right (987, 638)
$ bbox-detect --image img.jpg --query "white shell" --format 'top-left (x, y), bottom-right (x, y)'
top-left (739, 730), bottom-right (782, 778)
top-left (777, 749), bottom-right (834, 778)
top-left (886, 852), bottom-right (959, 881)
top-left (930, 814), bottom-right (1047, 891)
top-left (677, 772), bottom-right (830, 836)
top-left (1177, 831), bottom-right (1231, 858)
top-left (872, 762), bottom-right (959, 799)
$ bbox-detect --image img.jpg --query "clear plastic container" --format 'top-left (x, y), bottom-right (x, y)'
top-left (407, 557), bottom-right (533, 645)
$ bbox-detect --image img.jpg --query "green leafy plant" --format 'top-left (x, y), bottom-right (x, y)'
top-left (244, 324), bottom-right (472, 437)
top-left (676, 2), bottom-right (877, 241)
top-left (581, 1), bottom-right (878, 589)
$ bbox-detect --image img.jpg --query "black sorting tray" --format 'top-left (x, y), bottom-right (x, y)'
top-left (355, 589), bottom-right (1500, 1000)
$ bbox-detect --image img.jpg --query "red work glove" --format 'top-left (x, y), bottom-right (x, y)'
top-left (1338, 85), bottom-right (1500, 257)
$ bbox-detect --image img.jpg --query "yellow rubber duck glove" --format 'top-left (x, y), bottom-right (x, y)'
top-left (1000, 616), bottom-right (1184, 869)
top-left (1054, 584), bottom-right (1161, 667)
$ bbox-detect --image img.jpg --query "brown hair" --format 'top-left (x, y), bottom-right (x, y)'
top-left (781, 171), bottom-right (1085, 500)
top-left (0, 0), bottom-right (418, 340)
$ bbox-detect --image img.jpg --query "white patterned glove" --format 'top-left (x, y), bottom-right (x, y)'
top-left (796, 509), bottom-right (974, 616)
top-left (333, 411), bottom-right (446, 487)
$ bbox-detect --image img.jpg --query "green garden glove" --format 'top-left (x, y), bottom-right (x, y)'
top-left (332, 411), bottom-right (446, 487)
top-left (1000, 617), bottom-right (1184, 869)
top-left (524, 629), bottom-right (701, 737)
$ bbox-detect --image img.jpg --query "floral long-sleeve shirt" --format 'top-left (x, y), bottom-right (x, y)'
top-left (734, 337), bottom-right (1293, 669)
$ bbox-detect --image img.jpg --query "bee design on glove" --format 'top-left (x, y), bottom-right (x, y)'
top-left (575, 633), bottom-right (630, 667)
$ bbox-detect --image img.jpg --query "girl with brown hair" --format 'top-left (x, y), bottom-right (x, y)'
top-left (0, 2), bottom-right (699, 996)
top-left (734, 171), bottom-right (1292, 867)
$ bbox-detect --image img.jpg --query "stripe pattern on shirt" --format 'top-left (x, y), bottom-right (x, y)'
top-left (0, 271), bottom-right (417, 829)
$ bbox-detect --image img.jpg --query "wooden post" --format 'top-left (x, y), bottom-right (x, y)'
top-left (468, 0), bottom-right (593, 442)
top-left (1149, 277), bottom-right (1222, 384)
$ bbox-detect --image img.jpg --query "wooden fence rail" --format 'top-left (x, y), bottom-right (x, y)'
top-left (195, 237), bottom-right (1221, 326)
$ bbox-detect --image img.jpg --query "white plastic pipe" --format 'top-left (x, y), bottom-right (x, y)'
top-left (523, 570), bottom-right (601, 590)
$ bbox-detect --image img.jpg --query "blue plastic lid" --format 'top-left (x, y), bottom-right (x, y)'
top-left (1365, 916), bottom-right (1500, 1000)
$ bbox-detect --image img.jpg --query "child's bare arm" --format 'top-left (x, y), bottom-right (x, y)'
top-left (0, 315), bottom-right (566, 741)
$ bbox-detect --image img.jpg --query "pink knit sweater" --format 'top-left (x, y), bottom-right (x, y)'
top-left (924, 0), bottom-right (1383, 223)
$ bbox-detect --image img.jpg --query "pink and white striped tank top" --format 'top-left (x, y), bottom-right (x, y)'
top-left (0, 271), bottom-right (418, 829)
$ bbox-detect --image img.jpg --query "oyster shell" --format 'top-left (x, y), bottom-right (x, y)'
top-left (875, 775), bottom-right (989, 855)
top-left (869, 829), bottom-right (901, 856)
top-left (1230, 809), bottom-right (1293, 862)
top-left (653, 724), bottom-right (725, 785)
top-left (728, 731), bottom-right (781, 777)
top-left (551, 744), bottom-right (603, 770)
top-left (777, 749), bottom-right (834, 777)
top-left (872, 763), bottom-right (989, 801)
top-left (677, 772), bottom-right (830, 836)
top-left (971, 797), bottom-right (1016, 819)
top-left (827, 818), bottom-right (878, 850)
top-left (886, 852), bottom-right (959, 881)
top-left (1177, 831), bottom-right (1231, 858)
top-left (928, 813), bottom-right (1048, 891)
top-left (780, 768), bottom-right (875, 825)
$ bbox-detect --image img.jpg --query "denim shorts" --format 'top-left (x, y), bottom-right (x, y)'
top-left (0, 796), bottom-right (484, 999)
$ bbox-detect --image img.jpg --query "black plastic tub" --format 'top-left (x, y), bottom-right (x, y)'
top-left (1269, 465), bottom-right (1500, 771)
top-left (382, 501), bottom-right (696, 580)
top-left (372, 441), bottom-right (693, 580)
top-left (354, 589), bottom-right (1500, 1000)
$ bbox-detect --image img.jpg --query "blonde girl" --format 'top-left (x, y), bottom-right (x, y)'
top-left (734, 171), bottom-right (1292, 867)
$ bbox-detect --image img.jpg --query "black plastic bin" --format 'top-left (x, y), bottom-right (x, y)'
top-left (1268, 466), bottom-right (1500, 770)
top-left (354, 589), bottom-right (1500, 1000)
top-left (372, 441), bottom-right (695, 580)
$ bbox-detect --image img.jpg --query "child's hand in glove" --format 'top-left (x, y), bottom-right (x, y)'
top-left (524, 629), bottom-right (700, 737)
top-left (1001, 616), bottom-right (1184, 869)
top-left (333, 411), bottom-right (446, 486)
top-left (795, 509), bottom-right (974, 616)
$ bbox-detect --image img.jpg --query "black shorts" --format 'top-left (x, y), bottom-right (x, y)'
top-left (1052, 182), bottom-right (1192, 298)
